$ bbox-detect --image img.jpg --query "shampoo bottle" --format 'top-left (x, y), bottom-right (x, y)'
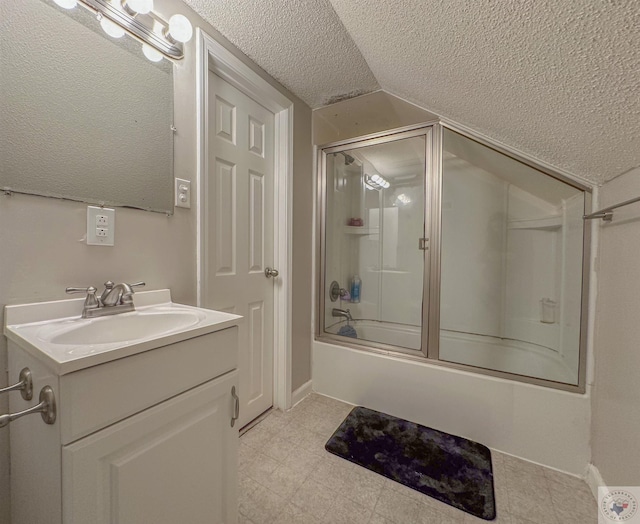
top-left (351, 275), bottom-right (361, 303)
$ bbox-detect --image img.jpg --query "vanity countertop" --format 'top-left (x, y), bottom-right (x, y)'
top-left (4, 290), bottom-right (242, 375)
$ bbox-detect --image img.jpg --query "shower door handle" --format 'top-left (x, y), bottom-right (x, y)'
top-left (265, 267), bottom-right (279, 278)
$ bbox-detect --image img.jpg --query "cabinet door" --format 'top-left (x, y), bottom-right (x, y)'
top-left (63, 371), bottom-right (238, 524)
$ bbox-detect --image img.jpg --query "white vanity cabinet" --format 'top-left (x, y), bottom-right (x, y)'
top-left (63, 370), bottom-right (237, 524)
top-left (5, 292), bottom-right (241, 524)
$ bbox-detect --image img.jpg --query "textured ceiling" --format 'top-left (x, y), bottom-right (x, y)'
top-left (328, 0), bottom-right (640, 185)
top-left (182, 0), bottom-right (379, 107)
top-left (185, 0), bottom-right (639, 185)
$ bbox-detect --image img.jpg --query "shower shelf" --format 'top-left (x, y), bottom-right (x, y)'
top-left (507, 216), bottom-right (562, 231)
top-left (343, 226), bottom-right (379, 235)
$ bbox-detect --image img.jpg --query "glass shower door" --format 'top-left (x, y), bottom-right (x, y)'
top-left (321, 130), bottom-right (431, 352)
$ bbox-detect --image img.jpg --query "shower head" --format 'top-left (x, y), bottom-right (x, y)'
top-left (335, 152), bottom-right (355, 165)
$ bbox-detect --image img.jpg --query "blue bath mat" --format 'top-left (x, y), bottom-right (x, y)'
top-left (325, 407), bottom-right (496, 520)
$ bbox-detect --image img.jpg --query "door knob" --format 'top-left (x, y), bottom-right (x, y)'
top-left (265, 267), bottom-right (279, 278)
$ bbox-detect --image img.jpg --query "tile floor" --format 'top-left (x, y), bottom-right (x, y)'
top-left (238, 393), bottom-right (597, 524)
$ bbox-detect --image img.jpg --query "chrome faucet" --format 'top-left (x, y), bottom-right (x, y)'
top-left (66, 281), bottom-right (145, 318)
top-left (332, 308), bottom-right (354, 322)
top-left (101, 281), bottom-right (145, 307)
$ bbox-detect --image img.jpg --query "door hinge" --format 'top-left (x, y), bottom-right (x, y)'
top-left (418, 238), bottom-right (429, 250)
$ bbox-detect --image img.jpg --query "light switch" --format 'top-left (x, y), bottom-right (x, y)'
top-left (87, 206), bottom-right (115, 246)
top-left (175, 178), bottom-right (191, 209)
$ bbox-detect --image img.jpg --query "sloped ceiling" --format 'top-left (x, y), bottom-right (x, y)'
top-left (182, 0), bottom-right (379, 106)
top-left (185, 0), bottom-right (639, 185)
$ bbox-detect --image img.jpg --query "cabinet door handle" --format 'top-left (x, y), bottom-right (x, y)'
top-left (231, 386), bottom-right (240, 427)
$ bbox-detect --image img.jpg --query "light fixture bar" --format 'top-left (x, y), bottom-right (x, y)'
top-left (76, 0), bottom-right (187, 60)
top-left (364, 174), bottom-right (390, 190)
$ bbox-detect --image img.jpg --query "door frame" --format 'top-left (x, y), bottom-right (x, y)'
top-left (196, 29), bottom-right (294, 411)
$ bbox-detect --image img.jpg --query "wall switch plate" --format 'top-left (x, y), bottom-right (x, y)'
top-left (175, 178), bottom-right (191, 209)
top-left (87, 206), bottom-right (115, 246)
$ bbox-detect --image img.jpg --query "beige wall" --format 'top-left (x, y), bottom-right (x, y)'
top-left (313, 91), bottom-right (437, 145)
top-left (0, 1), bottom-right (312, 521)
top-left (591, 169), bottom-right (640, 486)
top-left (291, 105), bottom-right (314, 391)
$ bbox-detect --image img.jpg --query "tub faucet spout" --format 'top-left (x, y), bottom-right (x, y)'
top-left (332, 308), bottom-right (353, 322)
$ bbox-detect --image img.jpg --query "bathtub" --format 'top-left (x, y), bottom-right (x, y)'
top-left (315, 321), bottom-right (589, 474)
top-left (325, 320), bottom-right (575, 384)
top-left (326, 319), bottom-right (421, 350)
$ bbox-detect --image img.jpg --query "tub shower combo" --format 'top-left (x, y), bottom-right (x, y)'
top-left (317, 124), bottom-right (591, 391)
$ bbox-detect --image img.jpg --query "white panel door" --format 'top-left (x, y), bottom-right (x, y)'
top-left (206, 72), bottom-right (275, 427)
top-left (62, 372), bottom-right (238, 524)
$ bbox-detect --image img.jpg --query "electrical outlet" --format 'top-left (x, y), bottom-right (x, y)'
top-left (87, 206), bottom-right (115, 246)
top-left (175, 178), bottom-right (191, 209)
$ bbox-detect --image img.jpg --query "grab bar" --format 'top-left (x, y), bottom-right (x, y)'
top-left (583, 195), bottom-right (640, 222)
top-left (0, 368), bottom-right (33, 401)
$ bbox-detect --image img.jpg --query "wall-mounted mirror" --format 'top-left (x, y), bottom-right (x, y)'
top-left (0, 0), bottom-right (174, 214)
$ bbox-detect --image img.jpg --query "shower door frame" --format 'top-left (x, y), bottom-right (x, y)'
top-left (316, 121), bottom-right (593, 394)
top-left (316, 123), bottom-right (438, 359)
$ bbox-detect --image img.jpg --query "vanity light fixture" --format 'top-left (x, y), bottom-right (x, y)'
top-left (99, 14), bottom-right (125, 38)
top-left (166, 14), bottom-right (194, 44)
top-left (54, 0), bottom-right (78, 8)
top-left (122, 0), bottom-right (154, 15)
top-left (364, 174), bottom-right (391, 191)
top-left (52, 0), bottom-right (193, 61)
top-left (142, 43), bottom-right (163, 62)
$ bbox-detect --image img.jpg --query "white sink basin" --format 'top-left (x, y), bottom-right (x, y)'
top-left (4, 290), bottom-right (242, 374)
top-left (39, 309), bottom-right (205, 346)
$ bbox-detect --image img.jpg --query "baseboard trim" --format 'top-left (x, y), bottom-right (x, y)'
top-left (585, 463), bottom-right (606, 501)
top-left (291, 380), bottom-right (312, 408)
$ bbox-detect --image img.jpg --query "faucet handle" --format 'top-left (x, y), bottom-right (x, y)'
top-left (100, 281), bottom-right (115, 304)
top-left (119, 282), bottom-right (145, 305)
top-left (66, 286), bottom-right (99, 312)
top-left (66, 286), bottom-right (97, 295)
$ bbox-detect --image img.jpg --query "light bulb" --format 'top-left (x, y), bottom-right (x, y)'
top-left (123, 0), bottom-right (153, 14)
top-left (100, 17), bottom-right (125, 38)
top-left (382, 181), bottom-right (390, 189)
top-left (371, 174), bottom-right (381, 183)
top-left (142, 43), bottom-right (163, 62)
top-left (53, 0), bottom-right (77, 8)
top-left (167, 14), bottom-right (193, 43)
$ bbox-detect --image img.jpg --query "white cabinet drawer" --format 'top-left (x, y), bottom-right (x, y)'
top-left (59, 327), bottom-right (237, 444)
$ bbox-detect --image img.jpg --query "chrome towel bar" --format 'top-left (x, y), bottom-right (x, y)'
top-left (583, 195), bottom-right (640, 222)
top-left (0, 368), bottom-right (33, 401)
top-left (0, 386), bottom-right (57, 428)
